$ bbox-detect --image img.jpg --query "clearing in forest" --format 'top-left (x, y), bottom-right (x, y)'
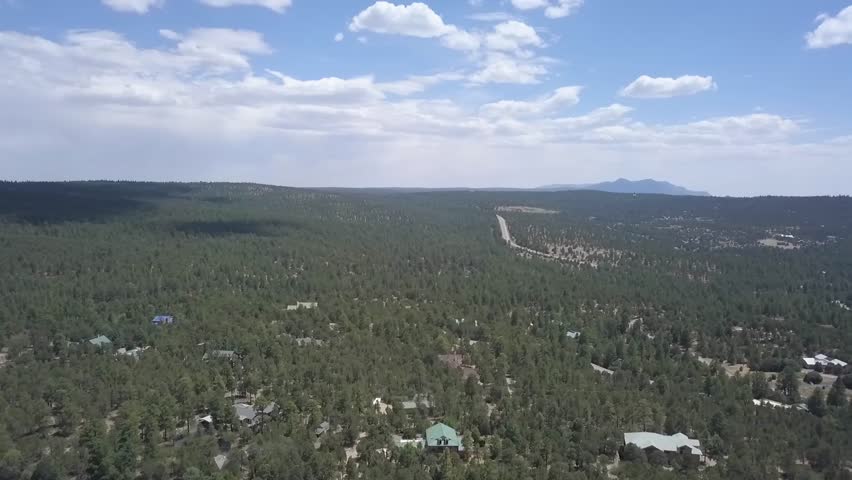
top-left (496, 206), bottom-right (559, 214)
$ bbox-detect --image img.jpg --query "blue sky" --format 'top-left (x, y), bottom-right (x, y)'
top-left (1, 0), bottom-right (851, 195)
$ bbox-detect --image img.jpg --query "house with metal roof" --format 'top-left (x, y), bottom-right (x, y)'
top-left (401, 394), bottom-right (432, 411)
top-left (392, 434), bottom-right (424, 448)
top-left (426, 423), bottom-right (464, 451)
top-left (151, 315), bottom-right (174, 326)
top-left (234, 402), bottom-right (276, 429)
top-left (203, 350), bottom-right (236, 361)
top-left (314, 421), bottom-right (330, 437)
top-left (88, 335), bottom-right (112, 348)
top-left (116, 346), bottom-right (149, 359)
top-left (624, 432), bottom-right (704, 462)
top-left (803, 353), bottom-right (848, 371)
top-left (286, 301), bottom-right (318, 311)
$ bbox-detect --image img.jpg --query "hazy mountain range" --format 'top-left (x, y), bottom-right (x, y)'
top-left (537, 178), bottom-right (710, 196)
top-left (323, 179), bottom-right (710, 196)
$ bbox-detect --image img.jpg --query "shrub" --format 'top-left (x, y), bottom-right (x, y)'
top-left (804, 371), bottom-right (823, 385)
top-left (622, 444), bottom-right (645, 463)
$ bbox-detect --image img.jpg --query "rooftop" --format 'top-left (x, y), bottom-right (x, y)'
top-left (234, 402), bottom-right (276, 424)
top-left (624, 432), bottom-right (702, 456)
top-left (426, 423), bottom-right (462, 448)
top-left (89, 335), bottom-right (112, 347)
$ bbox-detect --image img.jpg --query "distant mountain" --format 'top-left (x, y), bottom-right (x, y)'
top-left (537, 178), bottom-right (710, 196)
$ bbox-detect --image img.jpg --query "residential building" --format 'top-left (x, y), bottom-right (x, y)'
top-left (426, 423), bottom-right (464, 451)
top-left (88, 335), bottom-right (112, 348)
top-left (438, 353), bottom-right (479, 382)
top-left (314, 421), bottom-right (330, 437)
top-left (591, 363), bottom-right (614, 375)
top-left (566, 330), bottom-right (581, 339)
top-left (286, 301), bottom-right (319, 311)
top-left (116, 346), bottom-right (148, 359)
top-left (803, 353), bottom-right (848, 371)
top-left (151, 315), bottom-right (174, 325)
top-left (233, 402), bottom-right (276, 429)
top-left (203, 350), bottom-right (236, 361)
top-left (392, 434), bottom-right (424, 448)
top-left (623, 432), bottom-right (704, 463)
top-left (401, 394), bottom-right (432, 411)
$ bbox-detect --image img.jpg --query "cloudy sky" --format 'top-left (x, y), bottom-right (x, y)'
top-left (1, 0), bottom-right (851, 195)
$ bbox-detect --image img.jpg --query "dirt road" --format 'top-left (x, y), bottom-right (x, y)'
top-left (496, 214), bottom-right (560, 260)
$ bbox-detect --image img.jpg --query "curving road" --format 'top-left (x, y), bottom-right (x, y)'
top-left (496, 214), bottom-right (560, 259)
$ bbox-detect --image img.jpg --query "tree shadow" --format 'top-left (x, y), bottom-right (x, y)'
top-left (173, 220), bottom-right (299, 237)
top-left (0, 182), bottom-right (193, 224)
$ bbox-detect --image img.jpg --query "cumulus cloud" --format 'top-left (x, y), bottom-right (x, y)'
top-left (468, 53), bottom-right (547, 84)
top-left (510, 0), bottom-right (583, 18)
top-left (511, 0), bottom-right (549, 10)
top-left (199, 0), bottom-right (292, 12)
top-left (377, 72), bottom-right (465, 95)
top-left (102, 0), bottom-right (292, 13)
top-left (545, 0), bottom-right (583, 18)
top-left (620, 75), bottom-right (716, 98)
top-left (0, 28), bottom-right (848, 195)
top-left (467, 12), bottom-right (516, 22)
top-left (165, 28), bottom-right (273, 71)
top-left (349, 2), bottom-right (455, 37)
top-left (348, 3), bottom-right (548, 83)
top-left (484, 20), bottom-right (543, 53)
top-left (334, 32), bottom-right (344, 42)
top-left (101, 0), bottom-right (163, 14)
top-left (805, 6), bottom-right (852, 48)
top-left (481, 86), bottom-right (581, 117)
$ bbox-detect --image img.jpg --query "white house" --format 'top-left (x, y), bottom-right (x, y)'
top-left (753, 399), bottom-right (792, 409)
top-left (286, 301), bottom-right (319, 311)
top-left (116, 346), bottom-right (149, 359)
top-left (803, 353), bottom-right (848, 369)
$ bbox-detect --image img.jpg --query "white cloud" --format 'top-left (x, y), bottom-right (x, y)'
top-left (511, 0), bottom-right (549, 10)
top-left (349, 2), bottom-right (455, 37)
top-left (334, 32), bottom-right (344, 42)
top-left (467, 12), bottom-right (516, 22)
top-left (101, 0), bottom-right (163, 14)
top-left (199, 0), bottom-right (292, 12)
top-left (545, 0), bottom-right (583, 18)
top-left (584, 114), bottom-right (798, 145)
top-left (348, 4), bottom-right (547, 83)
top-left (166, 28), bottom-right (272, 71)
top-left (469, 52), bottom-right (547, 84)
top-left (805, 6), bottom-right (852, 48)
top-left (481, 86), bottom-right (582, 117)
top-left (440, 29), bottom-right (481, 51)
top-left (348, 2), bottom-right (479, 51)
top-left (619, 75), bottom-right (716, 99)
top-left (510, 0), bottom-right (583, 18)
top-left (376, 72), bottom-right (464, 95)
top-left (104, 0), bottom-right (294, 13)
top-left (0, 28), bottom-right (847, 196)
top-left (484, 20), bottom-right (543, 53)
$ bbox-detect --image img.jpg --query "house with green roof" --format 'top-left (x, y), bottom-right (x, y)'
top-left (426, 423), bottom-right (463, 452)
top-left (88, 335), bottom-right (112, 349)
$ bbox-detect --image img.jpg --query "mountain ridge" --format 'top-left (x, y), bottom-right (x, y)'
top-left (537, 178), bottom-right (710, 196)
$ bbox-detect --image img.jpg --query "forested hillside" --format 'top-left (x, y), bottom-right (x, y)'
top-left (1, 182), bottom-right (851, 480)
